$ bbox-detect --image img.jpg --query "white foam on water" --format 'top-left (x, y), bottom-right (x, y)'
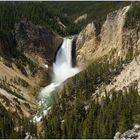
top-left (33, 37), bottom-right (79, 122)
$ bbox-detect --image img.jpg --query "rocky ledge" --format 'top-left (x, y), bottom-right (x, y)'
top-left (114, 124), bottom-right (140, 139)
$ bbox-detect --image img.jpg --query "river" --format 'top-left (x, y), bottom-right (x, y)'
top-left (33, 37), bottom-right (80, 122)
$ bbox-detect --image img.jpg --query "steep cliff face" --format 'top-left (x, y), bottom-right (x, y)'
top-left (76, 6), bottom-right (131, 67)
top-left (15, 21), bottom-right (63, 66)
top-left (0, 35), bottom-right (40, 118)
top-left (76, 22), bottom-right (98, 67)
top-left (76, 5), bottom-right (140, 98)
top-left (0, 21), bottom-right (63, 118)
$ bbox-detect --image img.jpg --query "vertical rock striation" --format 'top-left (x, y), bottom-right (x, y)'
top-left (76, 6), bottom-right (131, 67)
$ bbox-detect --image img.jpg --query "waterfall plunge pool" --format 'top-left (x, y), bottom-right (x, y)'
top-left (33, 37), bottom-right (80, 122)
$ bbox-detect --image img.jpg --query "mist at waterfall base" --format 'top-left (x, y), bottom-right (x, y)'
top-left (33, 37), bottom-right (80, 122)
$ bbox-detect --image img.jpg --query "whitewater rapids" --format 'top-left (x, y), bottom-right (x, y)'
top-left (33, 37), bottom-right (79, 122)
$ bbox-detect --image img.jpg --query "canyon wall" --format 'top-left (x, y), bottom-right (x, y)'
top-left (0, 21), bottom-right (62, 118)
top-left (76, 6), bottom-right (133, 67)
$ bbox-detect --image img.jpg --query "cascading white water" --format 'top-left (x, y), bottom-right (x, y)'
top-left (53, 38), bottom-right (79, 83)
top-left (33, 37), bottom-right (79, 122)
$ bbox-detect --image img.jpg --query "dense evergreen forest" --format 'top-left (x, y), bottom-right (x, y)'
top-left (0, 1), bottom-right (130, 36)
top-left (44, 84), bottom-right (140, 139)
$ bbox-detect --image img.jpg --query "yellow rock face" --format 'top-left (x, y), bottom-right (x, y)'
top-left (76, 6), bottom-right (130, 68)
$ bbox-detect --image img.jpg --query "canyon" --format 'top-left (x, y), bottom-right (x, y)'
top-left (0, 1), bottom-right (140, 139)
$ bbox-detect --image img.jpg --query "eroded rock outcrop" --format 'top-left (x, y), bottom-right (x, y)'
top-left (76, 6), bottom-right (131, 67)
top-left (0, 20), bottom-right (63, 118)
top-left (114, 124), bottom-right (140, 139)
top-left (76, 5), bottom-right (140, 98)
top-left (76, 22), bottom-right (98, 67)
top-left (15, 20), bottom-right (63, 66)
top-left (74, 14), bottom-right (87, 24)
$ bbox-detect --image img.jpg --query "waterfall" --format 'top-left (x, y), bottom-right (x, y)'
top-left (33, 37), bottom-right (79, 122)
top-left (53, 38), bottom-right (79, 83)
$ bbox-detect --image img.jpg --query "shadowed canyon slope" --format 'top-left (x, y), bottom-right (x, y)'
top-left (0, 21), bottom-right (62, 118)
top-left (15, 21), bottom-right (63, 65)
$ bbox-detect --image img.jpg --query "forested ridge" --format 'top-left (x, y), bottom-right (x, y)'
top-left (44, 84), bottom-right (140, 139)
top-left (1, 49), bottom-right (140, 139)
top-left (42, 50), bottom-right (140, 138)
top-left (0, 1), bottom-right (130, 36)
